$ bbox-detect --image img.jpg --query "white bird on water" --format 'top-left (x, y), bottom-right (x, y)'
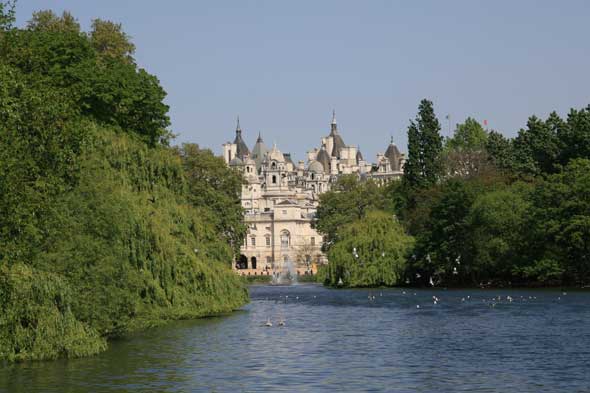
top-left (265, 318), bottom-right (273, 327)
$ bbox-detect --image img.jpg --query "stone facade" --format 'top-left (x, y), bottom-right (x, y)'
top-left (222, 112), bottom-right (405, 276)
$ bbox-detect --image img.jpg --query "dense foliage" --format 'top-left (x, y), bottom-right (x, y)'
top-left (315, 100), bottom-right (590, 288)
top-left (0, 6), bottom-right (247, 362)
top-left (324, 211), bottom-right (413, 287)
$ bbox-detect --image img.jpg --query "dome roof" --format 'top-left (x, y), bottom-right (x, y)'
top-left (229, 156), bottom-right (243, 166)
top-left (316, 145), bottom-right (331, 172)
top-left (283, 153), bottom-right (294, 165)
top-left (244, 156), bottom-right (256, 166)
top-left (308, 160), bottom-right (324, 174)
top-left (385, 138), bottom-right (402, 171)
top-left (268, 143), bottom-right (285, 162)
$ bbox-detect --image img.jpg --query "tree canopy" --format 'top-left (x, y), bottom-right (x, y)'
top-left (324, 211), bottom-right (413, 287)
top-left (0, 6), bottom-right (247, 362)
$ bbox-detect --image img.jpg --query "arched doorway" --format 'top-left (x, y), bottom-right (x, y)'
top-left (251, 256), bottom-right (257, 270)
top-left (237, 254), bottom-right (248, 269)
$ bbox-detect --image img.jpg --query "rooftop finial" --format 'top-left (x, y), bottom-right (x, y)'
top-left (236, 115), bottom-right (241, 132)
top-left (257, 131), bottom-right (263, 143)
top-left (390, 135), bottom-right (394, 144)
top-left (330, 109), bottom-right (338, 134)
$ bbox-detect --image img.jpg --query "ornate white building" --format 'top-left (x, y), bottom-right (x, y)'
top-left (222, 112), bottom-right (405, 276)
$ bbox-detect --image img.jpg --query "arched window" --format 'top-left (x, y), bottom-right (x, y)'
top-left (280, 230), bottom-right (290, 249)
top-left (272, 175), bottom-right (277, 184)
top-left (311, 173), bottom-right (315, 180)
top-left (271, 162), bottom-right (277, 169)
top-left (237, 254), bottom-right (248, 269)
top-left (251, 256), bottom-right (257, 270)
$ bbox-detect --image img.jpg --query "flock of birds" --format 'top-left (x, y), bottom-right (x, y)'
top-left (261, 290), bottom-right (570, 325)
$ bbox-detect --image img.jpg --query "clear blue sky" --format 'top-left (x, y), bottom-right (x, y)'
top-left (15, 1), bottom-right (590, 162)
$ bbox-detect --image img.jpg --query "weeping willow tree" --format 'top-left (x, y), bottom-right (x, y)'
top-left (325, 211), bottom-right (414, 287)
top-left (0, 6), bottom-right (247, 362)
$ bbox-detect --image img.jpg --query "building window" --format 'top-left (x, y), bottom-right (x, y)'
top-left (282, 210), bottom-right (287, 215)
top-left (280, 230), bottom-right (290, 249)
top-left (265, 236), bottom-right (271, 247)
top-left (311, 237), bottom-right (315, 246)
top-left (266, 256), bottom-right (272, 267)
top-left (272, 175), bottom-right (277, 184)
top-left (251, 237), bottom-right (256, 246)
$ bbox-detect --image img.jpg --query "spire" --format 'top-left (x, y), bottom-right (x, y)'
top-left (390, 135), bottom-right (394, 144)
top-left (236, 116), bottom-right (241, 133)
top-left (232, 115), bottom-right (249, 159)
top-left (257, 131), bottom-right (263, 143)
top-left (330, 109), bottom-right (338, 135)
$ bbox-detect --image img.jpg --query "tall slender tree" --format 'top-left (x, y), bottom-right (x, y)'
top-left (403, 99), bottom-right (443, 189)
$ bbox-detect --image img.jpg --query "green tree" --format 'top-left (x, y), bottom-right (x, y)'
top-left (403, 99), bottom-right (443, 189)
top-left (0, 0), bottom-right (15, 31)
top-left (89, 18), bottom-right (136, 64)
top-left (513, 114), bottom-right (561, 175)
top-left (443, 117), bottom-right (491, 178)
top-left (468, 184), bottom-right (532, 281)
top-left (325, 211), bottom-right (414, 287)
top-left (0, 7), bottom-right (248, 362)
top-left (27, 10), bottom-right (81, 33)
top-left (485, 130), bottom-right (516, 172)
top-left (0, 18), bottom-right (171, 146)
top-left (446, 117), bottom-right (488, 151)
top-left (558, 106), bottom-right (590, 166)
top-left (178, 144), bottom-right (246, 258)
top-left (527, 159), bottom-right (590, 284)
top-left (314, 175), bottom-right (392, 251)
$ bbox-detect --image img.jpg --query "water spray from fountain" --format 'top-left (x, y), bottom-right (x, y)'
top-left (271, 258), bottom-right (298, 285)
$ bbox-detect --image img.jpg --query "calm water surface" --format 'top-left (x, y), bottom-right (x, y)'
top-left (1, 285), bottom-right (589, 392)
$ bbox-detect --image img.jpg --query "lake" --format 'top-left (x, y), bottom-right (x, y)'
top-left (1, 284), bottom-right (589, 392)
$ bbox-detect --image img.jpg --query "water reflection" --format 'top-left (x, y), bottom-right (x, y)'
top-left (1, 285), bottom-right (589, 393)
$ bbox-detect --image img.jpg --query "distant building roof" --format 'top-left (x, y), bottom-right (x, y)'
top-left (308, 160), bottom-right (324, 174)
top-left (316, 145), bottom-right (331, 172)
top-left (251, 132), bottom-right (268, 169)
top-left (329, 110), bottom-right (346, 157)
top-left (229, 156), bottom-right (243, 166)
top-left (384, 137), bottom-right (402, 171)
top-left (283, 153), bottom-right (294, 165)
top-left (233, 117), bottom-right (250, 159)
top-left (356, 148), bottom-right (364, 163)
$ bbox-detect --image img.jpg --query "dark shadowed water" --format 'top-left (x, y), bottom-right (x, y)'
top-left (1, 284), bottom-right (590, 392)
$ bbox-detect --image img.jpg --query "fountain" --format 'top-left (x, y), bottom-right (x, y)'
top-left (270, 258), bottom-right (298, 285)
